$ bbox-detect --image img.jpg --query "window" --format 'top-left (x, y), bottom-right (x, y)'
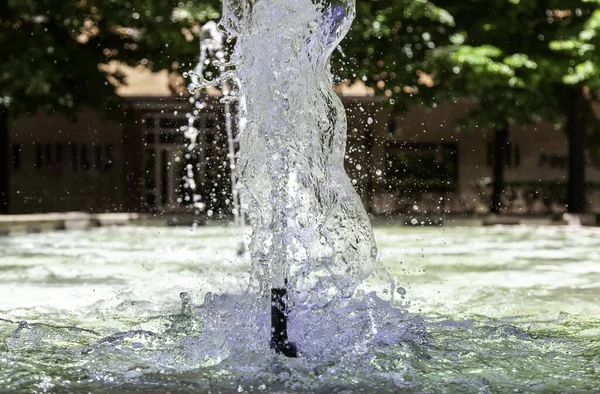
top-left (160, 149), bottom-right (168, 206)
top-left (11, 144), bottom-right (21, 170)
top-left (206, 117), bottom-right (216, 129)
top-left (387, 119), bottom-right (397, 135)
top-left (104, 144), bottom-right (115, 171)
top-left (35, 144), bottom-right (43, 169)
top-left (386, 143), bottom-right (458, 193)
top-left (487, 141), bottom-right (521, 168)
top-left (56, 144), bottom-right (65, 167)
top-left (80, 144), bottom-right (90, 170)
top-left (44, 144), bottom-right (54, 168)
top-left (144, 132), bottom-right (155, 144)
top-left (143, 117), bottom-right (156, 129)
top-left (71, 144), bottom-right (79, 170)
top-left (94, 145), bottom-right (103, 170)
top-left (144, 149), bottom-right (157, 208)
top-left (159, 132), bottom-right (184, 144)
top-left (159, 117), bottom-right (186, 129)
top-left (514, 144), bottom-right (521, 166)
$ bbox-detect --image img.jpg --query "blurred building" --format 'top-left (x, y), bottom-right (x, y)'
top-left (376, 102), bottom-right (600, 215)
top-left (4, 70), bottom-right (600, 216)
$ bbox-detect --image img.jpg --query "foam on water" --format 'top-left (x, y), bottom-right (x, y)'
top-left (1, 226), bottom-right (600, 392)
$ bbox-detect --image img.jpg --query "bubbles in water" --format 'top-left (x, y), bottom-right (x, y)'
top-left (220, 0), bottom-right (377, 301)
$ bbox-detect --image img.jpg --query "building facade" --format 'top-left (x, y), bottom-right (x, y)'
top-left (377, 102), bottom-right (600, 215)
top-left (3, 95), bottom-right (600, 216)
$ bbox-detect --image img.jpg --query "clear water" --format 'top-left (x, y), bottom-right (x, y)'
top-left (192, 0), bottom-right (377, 298)
top-left (1, 225), bottom-right (599, 392)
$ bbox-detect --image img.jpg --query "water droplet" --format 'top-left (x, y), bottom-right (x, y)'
top-left (367, 117), bottom-right (373, 125)
top-left (397, 287), bottom-right (407, 296)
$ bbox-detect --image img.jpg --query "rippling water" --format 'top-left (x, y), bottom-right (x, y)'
top-left (1, 225), bottom-right (599, 392)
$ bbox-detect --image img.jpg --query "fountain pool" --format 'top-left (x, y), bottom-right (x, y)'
top-left (1, 224), bottom-right (599, 392)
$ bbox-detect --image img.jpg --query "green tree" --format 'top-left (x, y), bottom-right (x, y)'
top-left (546, 1), bottom-right (600, 212)
top-left (338, 0), bottom-right (454, 111)
top-left (428, 0), bottom-right (600, 214)
top-left (343, 0), bottom-right (600, 214)
top-left (335, 0), bottom-right (455, 213)
top-left (423, 0), bottom-right (565, 214)
top-left (0, 0), bottom-right (220, 213)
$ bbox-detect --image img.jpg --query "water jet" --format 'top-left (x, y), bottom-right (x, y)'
top-left (211, 0), bottom-right (379, 354)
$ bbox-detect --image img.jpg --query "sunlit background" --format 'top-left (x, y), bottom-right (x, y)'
top-left (2, 0), bottom-right (600, 220)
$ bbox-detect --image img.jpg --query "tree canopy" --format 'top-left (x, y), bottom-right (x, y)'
top-left (0, 0), bottom-right (220, 120)
top-left (341, 0), bottom-right (600, 123)
top-left (337, 0), bottom-right (455, 110)
top-left (2, 0), bottom-right (600, 214)
top-left (340, 0), bottom-right (600, 213)
top-left (428, 0), bottom-right (600, 213)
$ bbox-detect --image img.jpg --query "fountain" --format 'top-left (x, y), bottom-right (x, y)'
top-left (193, 0), bottom-right (377, 296)
top-left (228, 0), bottom-right (377, 295)
top-left (1, 0), bottom-right (599, 391)
top-left (191, 0), bottom-right (379, 356)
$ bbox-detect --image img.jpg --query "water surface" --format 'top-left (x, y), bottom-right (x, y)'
top-left (1, 225), bottom-right (599, 392)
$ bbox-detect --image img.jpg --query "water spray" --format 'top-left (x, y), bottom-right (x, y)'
top-left (193, 0), bottom-right (376, 358)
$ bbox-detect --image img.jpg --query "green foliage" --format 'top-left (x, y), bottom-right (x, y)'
top-left (4, 0), bottom-right (600, 140)
top-left (0, 0), bottom-right (220, 121)
top-left (424, 0), bottom-right (600, 129)
top-left (336, 0), bottom-right (454, 110)
top-left (342, 0), bottom-right (600, 134)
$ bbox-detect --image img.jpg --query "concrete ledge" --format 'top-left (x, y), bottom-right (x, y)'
top-left (94, 213), bottom-right (141, 227)
top-left (0, 212), bottom-right (140, 236)
top-left (131, 213), bottom-right (205, 227)
top-left (482, 216), bottom-right (522, 226)
top-left (0, 212), bottom-right (204, 236)
top-left (1, 211), bottom-right (598, 236)
top-left (372, 213), bottom-right (600, 227)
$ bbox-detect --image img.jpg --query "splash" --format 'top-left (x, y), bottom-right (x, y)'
top-left (216, 0), bottom-right (377, 302)
top-left (2, 226), bottom-right (600, 392)
top-left (185, 21), bottom-right (248, 227)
